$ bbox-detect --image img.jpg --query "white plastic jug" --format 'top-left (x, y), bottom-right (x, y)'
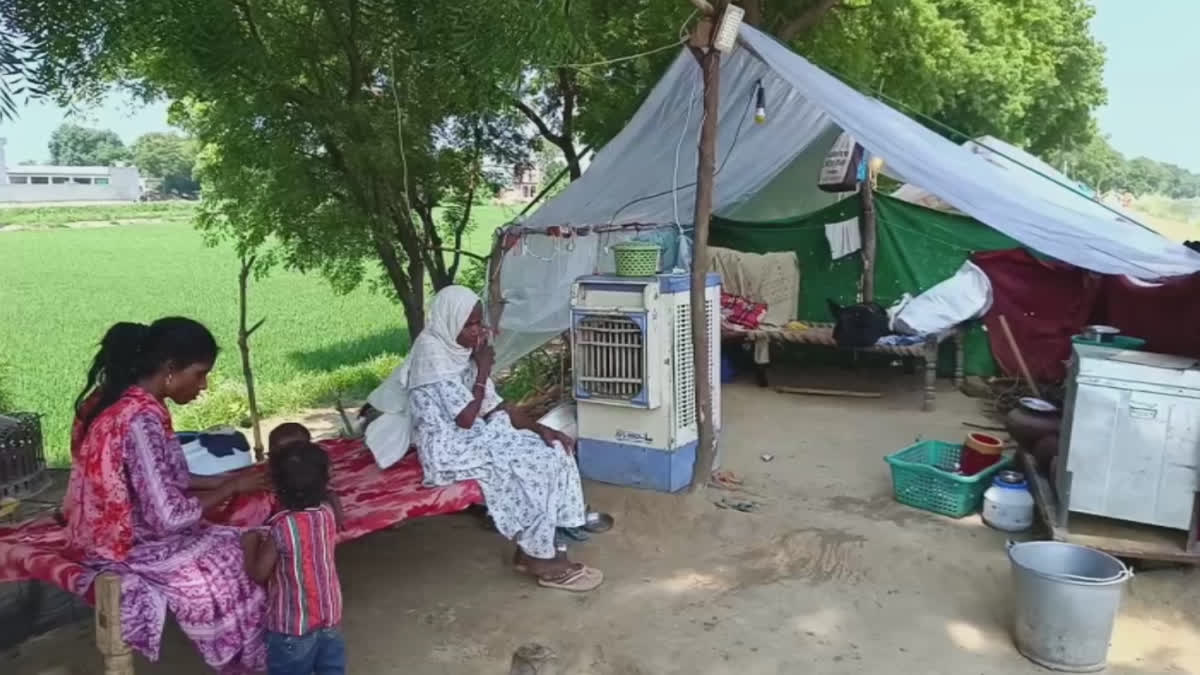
top-left (983, 470), bottom-right (1034, 532)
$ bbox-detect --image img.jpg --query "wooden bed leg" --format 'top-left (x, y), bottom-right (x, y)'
top-left (953, 332), bottom-right (965, 390)
top-left (922, 340), bottom-right (936, 412)
top-left (96, 573), bottom-right (134, 675)
top-left (753, 337), bottom-right (770, 388)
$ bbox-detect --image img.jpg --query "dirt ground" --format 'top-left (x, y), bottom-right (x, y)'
top-left (7, 368), bottom-right (1200, 674)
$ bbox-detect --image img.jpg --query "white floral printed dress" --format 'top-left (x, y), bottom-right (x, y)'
top-left (409, 365), bottom-right (586, 558)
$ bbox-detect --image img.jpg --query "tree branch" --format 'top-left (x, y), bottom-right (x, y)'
top-left (511, 96), bottom-right (565, 147)
top-left (230, 0), bottom-right (267, 53)
top-left (448, 124), bottom-right (484, 280)
top-left (437, 247), bottom-right (488, 263)
top-left (776, 0), bottom-right (841, 42)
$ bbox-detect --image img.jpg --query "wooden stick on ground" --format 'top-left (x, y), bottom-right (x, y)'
top-left (96, 572), bottom-right (134, 674)
top-left (997, 314), bottom-right (1042, 398)
top-left (775, 386), bottom-right (882, 399)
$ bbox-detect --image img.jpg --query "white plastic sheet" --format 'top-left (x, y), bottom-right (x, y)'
top-left (893, 261), bottom-right (993, 336)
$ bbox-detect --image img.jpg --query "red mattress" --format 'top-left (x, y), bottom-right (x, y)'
top-left (0, 438), bottom-right (483, 594)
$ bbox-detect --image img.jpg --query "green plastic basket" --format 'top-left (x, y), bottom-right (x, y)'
top-left (884, 440), bottom-right (1012, 518)
top-left (612, 242), bottom-right (662, 277)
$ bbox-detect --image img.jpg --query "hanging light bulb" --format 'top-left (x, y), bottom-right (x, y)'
top-left (754, 79), bottom-right (766, 124)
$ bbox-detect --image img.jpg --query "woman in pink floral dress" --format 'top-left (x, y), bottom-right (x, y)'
top-left (64, 317), bottom-right (269, 672)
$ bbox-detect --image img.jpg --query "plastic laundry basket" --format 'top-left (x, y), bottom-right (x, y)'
top-left (612, 242), bottom-right (662, 277)
top-left (884, 440), bottom-right (1011, 518)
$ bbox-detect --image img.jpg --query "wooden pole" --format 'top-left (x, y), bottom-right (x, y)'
top-left (485, 230), bottom-right (506, 336)
top-left (688, 6), bottom-right (722, 491)
top-left (997, 314), bottom-right (1042, 398)
top-left (95, 573), bottom-right (134, 674)
top-left (237, 253), bottom-right (266, 461)
top-left (858, 161), bottom-right (878, 302)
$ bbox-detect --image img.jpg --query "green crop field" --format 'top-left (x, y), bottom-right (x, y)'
top-left (0, 203), bottom-right (518, 465)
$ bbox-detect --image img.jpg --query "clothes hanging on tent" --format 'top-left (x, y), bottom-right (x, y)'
top-left (824, 217), bottom-right (861, 260)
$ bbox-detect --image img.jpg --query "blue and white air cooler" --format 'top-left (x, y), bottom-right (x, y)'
top-left (571, 273), bottom-right (722, 492)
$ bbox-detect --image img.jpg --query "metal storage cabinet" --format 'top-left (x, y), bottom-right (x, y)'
top-left (1058, 345), bottom-right (1200, 530)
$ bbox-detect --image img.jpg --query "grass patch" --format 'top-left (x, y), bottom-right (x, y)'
top-left (0, 201), bottom-right (198, 229)
top-left (1, 203), bottom-right (519, 465)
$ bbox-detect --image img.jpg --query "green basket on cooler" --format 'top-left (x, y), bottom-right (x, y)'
top-left (612, 241), bottom-right (662, 277)
top-left (884, 440), bottom-right (1012, 518)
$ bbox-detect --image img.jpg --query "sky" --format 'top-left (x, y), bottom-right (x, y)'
top-left (1090, 0), bottom-right (1200, 172)
top-left (0, 1), bottom-right (1196, 171)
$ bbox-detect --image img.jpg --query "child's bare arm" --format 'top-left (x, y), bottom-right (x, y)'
top-left (240, 529), bottom-right (278, 585)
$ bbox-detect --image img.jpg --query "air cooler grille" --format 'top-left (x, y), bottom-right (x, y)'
top-left (576, 314), bottom-right (645, 400)
top-left (672, 303), bottom-right (696, 433)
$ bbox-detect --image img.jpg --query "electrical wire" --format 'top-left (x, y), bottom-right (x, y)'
top-left (672, 69), bottom-right (701, 229)
top-left (607, 81), bottom-right (756, 226)
top-left (546, 39), bottom-right (685, 71)
top-left (544, 10), bottom-right (697, 71)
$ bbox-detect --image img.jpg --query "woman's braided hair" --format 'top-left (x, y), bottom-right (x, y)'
top-left (75, 317), bottom-right (218, 432)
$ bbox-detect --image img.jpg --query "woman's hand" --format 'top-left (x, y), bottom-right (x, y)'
top-left (473, 344), bottom-right (496, 378)
top-left (229, 469), bottom-right (270, 495)
top-left (538, 427), bottom-right (576, 455)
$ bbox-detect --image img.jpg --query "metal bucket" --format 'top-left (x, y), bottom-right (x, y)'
top-left (1007, 541), bottom-right (1132, 672)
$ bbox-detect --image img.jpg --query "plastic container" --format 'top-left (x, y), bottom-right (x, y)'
top-left (612, 242), bottom-right (662, 277)
top-left (884, 440), bottom-right (1012, 518)
top-left (960, 432), bottom-right (1004, 476)
top-left (983, 470), bottom-right (1034, 532)
top-left (1008, 541), bottom-right (1132, 672)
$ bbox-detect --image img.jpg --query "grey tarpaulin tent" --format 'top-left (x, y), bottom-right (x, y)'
top-left (491, 24), bottom-right (1200, 367)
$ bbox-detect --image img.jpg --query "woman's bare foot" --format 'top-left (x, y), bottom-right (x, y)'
top-left (514, 549), bottom-right (575, 579)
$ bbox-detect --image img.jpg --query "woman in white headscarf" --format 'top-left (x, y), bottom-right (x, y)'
top-left (366, 285), bottom-right (602, 592)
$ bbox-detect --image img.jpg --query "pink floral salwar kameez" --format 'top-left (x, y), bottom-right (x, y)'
top-left (65, 388), bottom-right (266, 672)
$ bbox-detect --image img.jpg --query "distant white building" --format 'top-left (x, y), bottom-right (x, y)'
top-left (0, 138), bottom-right (142, 203)
top-left (494, 162), bottom-right (542, 205)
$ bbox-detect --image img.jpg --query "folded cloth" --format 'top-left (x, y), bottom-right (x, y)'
top-left (824, 217), bottom-right (862, 260)
top-left (875, 334), bottom-right (926, 346)
top-left (180, 428), bottom-right (253, 475)
top-left (721, 291), bottom-right (768, 330)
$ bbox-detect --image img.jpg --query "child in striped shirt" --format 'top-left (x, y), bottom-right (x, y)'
top-left (242, 435), bottom-right (345, 674)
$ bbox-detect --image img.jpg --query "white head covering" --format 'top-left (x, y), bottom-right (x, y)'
top-left (406, 285), bottom-right (481, 389)
top-left (364, 286), bottom-right (482, 469)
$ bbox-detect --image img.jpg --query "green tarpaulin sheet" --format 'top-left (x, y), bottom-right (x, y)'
top-left (711, 193), bottom-right (1020, 376)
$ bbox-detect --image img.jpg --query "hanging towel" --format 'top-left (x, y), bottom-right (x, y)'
top-left (824, 217), bottom-right (861, 260)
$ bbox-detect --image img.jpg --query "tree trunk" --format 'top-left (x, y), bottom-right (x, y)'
top-left (858, 185), bottom-right (876, 302)
top-left (687, 19), bottom-right (722, 492)
top-left (562, 142), bottom-right (582, 182)
top-left (370, 235), bottom-right (426, 336)
top-left (237, 254), bottom-right (265, 460)
top-left (776, 0), bottom-right (842, 42)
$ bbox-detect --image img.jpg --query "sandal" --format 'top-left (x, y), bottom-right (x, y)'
top-left (537, 563), bottom-right (604, 592)
top-left (582, 511), bottom-right (614, 533)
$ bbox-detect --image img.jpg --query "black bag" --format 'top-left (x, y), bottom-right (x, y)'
top-left (827, 299), bottom-right (889, 348)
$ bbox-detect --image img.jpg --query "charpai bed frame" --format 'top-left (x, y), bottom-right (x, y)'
top-left (0, 438), bottom-right (482, 672)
